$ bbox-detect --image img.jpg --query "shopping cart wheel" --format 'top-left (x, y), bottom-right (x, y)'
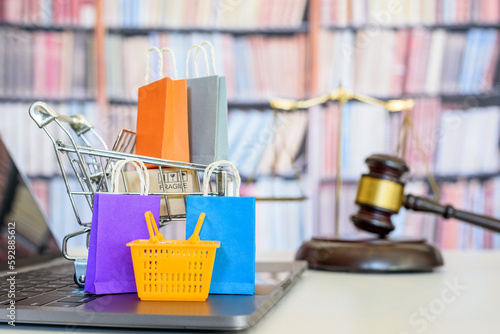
top-left (74, 273), bottom-right (85, 288)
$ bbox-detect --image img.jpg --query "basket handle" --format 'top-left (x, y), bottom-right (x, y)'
top-left (145, 211), bottom-right (164, 243)
top-left (188, 212), bottom-right (206, 245)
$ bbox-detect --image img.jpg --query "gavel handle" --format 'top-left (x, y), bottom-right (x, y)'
top-left (404, 194), bottom-right (500, 233)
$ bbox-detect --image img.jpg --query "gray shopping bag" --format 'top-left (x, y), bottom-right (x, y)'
top-left (186, 42), bottom-right (229, 165)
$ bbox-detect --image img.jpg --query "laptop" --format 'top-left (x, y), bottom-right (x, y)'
top-left (0, 136), bottom-right (306, 331)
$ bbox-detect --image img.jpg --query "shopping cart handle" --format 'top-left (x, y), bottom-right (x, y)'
top-left (29, 101), bottom-right (94, 135)
top-left (59, 113), bottom-right (94, 136)
top-left (29, 101), bottom-right (59, 128)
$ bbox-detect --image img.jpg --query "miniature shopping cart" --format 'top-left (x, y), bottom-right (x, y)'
top-left (29, 101), bottom-right (232, 287)
top-left (127, 211), bottom-right (220, 301)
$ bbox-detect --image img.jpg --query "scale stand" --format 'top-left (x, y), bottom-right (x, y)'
top-left (272, 86), bottom-right (443, 272)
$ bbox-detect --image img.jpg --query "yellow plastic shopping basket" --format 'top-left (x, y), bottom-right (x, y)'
top-left (127, 211), bottom-right (220, 301)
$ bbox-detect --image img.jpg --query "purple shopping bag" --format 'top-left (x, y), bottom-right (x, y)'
top-left (85, 158), bottom-right (161, 295)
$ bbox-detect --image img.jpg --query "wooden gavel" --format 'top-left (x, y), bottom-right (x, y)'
top-left (351, 154), bottom-right (500, 237)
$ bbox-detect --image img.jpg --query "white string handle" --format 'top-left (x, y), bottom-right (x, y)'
top-left (145, 47), bottom-right (164, 84)
top-left (111, 158), bottom-right (150, 195)
top-left (111, 160), bottom-right (144, 194)
top-left (202, 160), bottom-right (241, 197)
top-left (160, 47), bottom-right (178, 80)
top-left (196, 41), bottom-right (217, 75)
top-left (112, 159), bottom-right (149, 195)
top-left (186, 44), bottom-right (210, 79)
top-left (111, 159), bottom-right (148, 195)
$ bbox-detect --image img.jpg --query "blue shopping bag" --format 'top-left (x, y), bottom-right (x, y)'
top-left (186, 161), bottom-right (255, 295)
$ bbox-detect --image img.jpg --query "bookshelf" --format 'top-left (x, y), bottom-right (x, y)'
top-left (0, 0), bottom-right (499, 251)
top-left (320, 171), bottom-right (500, 185)
top-left (324, 24), bottom-right (500, 31)
top-left (102, 32), bottom-right (308, 105)
top-left (0, 97), bottom-right (95, 103)
top-left (310, 0), bottom-right (500, 250)
top-left (0, 0), bottom-right (311, 252)
top-left (107, 24), bottom-right (310, 36)
top-left (0, 23), bottom-right (93, 32)
top-left (109, 98), bottom-right (274, 110)
top-left (348, 91), bottom-right (500, 108)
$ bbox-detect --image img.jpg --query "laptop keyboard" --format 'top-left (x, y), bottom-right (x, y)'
top-left (0, 265), bottom-right (101, 308)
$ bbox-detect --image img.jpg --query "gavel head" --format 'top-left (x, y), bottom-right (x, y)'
top-left (351, 154), bottom-right (409, 237)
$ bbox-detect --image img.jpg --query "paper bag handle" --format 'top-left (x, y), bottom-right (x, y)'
top-left (196, 41), bottom-right (217, 75)
top-left (186, 44), bottom-right (210, 79)
top-left (111, 158), bottom-right (149, 195)
top-left (145, 211), bottom-right (164, 243)
top-left (202, 160), bottom-right (241, 197)
top-left (161, 47), bottom-right (178, 80)
top-left (145, 47), bottom-right (164, 84)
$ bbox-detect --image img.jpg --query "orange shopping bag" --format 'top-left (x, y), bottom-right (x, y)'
top-left (136, 47), bottom-right (189, 163)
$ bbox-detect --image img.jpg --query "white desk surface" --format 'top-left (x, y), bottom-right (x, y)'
top-left (7, 251), bottom-right (500, 334)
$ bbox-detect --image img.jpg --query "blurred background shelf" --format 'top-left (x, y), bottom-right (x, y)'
top-left (109, 98), bottom-right (274, 110)
top-left (0, 0), bottom-right (499, 252)
top-left (320, 172), bottom-right (500, 185)
top-left (108, 24), bottom-right (310, 36)
top-left (0, 23), bottom-right (94, 31)
top-left (324, 23), bottom-right (500, 31)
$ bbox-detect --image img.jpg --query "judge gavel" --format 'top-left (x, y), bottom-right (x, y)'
top-left (351, 154), bottom-right (500, 237)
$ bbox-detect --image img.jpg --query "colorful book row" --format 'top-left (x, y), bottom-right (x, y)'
top-left (321, 0), bottom-right (500, 27)
top-left (104, 0), bottom-right (307, 30)
top-left (0, 29), bottom-right (96, 99)
top-left (314, 99), bottom-right (499, 180)
top-left (317, 28), bottom-right (500, 98)
top-left (0, 0), bottom-right (95, 27)
top-left (106, 32), bottom-right (307, 102)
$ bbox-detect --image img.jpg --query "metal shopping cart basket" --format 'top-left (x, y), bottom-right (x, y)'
top-left (29, 101), bottom-right (232, 287)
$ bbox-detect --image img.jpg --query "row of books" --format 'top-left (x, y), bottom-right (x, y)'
top-left (11, 97), bottom-right (500, 251)
top-left (316, 99), bottom-right (500, 181)
top-left (95, 105), bottom-right (309, 179)
top-left (0, 0), bottom-right (95, 27)
top-left (103, 104), bottom-right (138, 148)
top-left (318, 176), bottom-right (500, 250)
top-left (33, 169), bottom-right (500, 251)
top-left (435, 178), bottom-right (500, 249)
top-left (228, 109), bottom-right (307, 178)
top-left (318, 101), bottom-right (394, 181)
top-left (321, 0), bottom-right (500, 27)
top-left (244, 178), bottom-right (307, 251)
top-left (317, 28), bottom-right (500, 98)
top-left (0, 102), bottom-right (99, 177)
top-left (436, 106), bottom-right (500, 175)
top-left (0, 101), bottom-right (308, 180)
top-left (317, 182), bottom-right (363, 238)
top-left (0, 29), bottom-right (96, 99)
top-left (6, 101), bottom-right (310, 252)
top-left (106, 32), bottom-right (307, 102)
top-left (28, 176), bottom-right (90, 249)
top-left (104, 0), bottom-right (307, 29)
top-left (0, 0), bottom-right (307, 30)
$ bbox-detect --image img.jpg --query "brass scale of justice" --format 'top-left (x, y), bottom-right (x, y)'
top-left (269, 85), bottom-right (500, 272)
